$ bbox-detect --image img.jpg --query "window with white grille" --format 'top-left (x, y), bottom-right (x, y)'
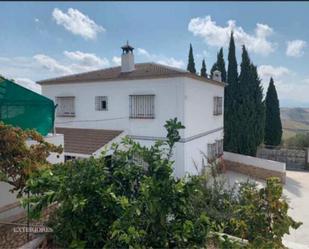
top-left (56, 96), bottom-right (75, 117)
top-left (95, 96), bottom-right (108, 111)
top-left (129, 95), bottom-right (155, 119)
top-left (213, 96), bottom-right (223, 115)
top-left (207, 139), bottom-right (223, 161)
top-left (216, 139), bottom-right (224, 156)
top-left (207, 143), bottom-right (217, 161)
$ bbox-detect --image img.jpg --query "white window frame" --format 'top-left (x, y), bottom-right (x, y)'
top-left (208, 139), bottom-right (223, 161)
top-left (95, 96), bottom-right (108, 111)
top-left (207, 143), bottom-right (216, 161)
top-left (216, 139), bottom-right (224, 156)
top-left (56, 96), bottom-right (75, 117)
top-left (213, 96), bottom-right (223, 116)
top-left (129, 95), bottom-right (155, 119)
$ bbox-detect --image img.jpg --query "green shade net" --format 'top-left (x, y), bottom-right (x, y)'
top-left (0, 77), bottom-right (55, 136)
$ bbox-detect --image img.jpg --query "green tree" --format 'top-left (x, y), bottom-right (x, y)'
top-left (264, 78), bottom-right (282, 146)
top-left (0, 123), bottom-right (62, 197)
top-left (210, 48), bottom-right (226, 82)
top-left (250, 64), bottom-right (265, 148)
top-left (210, 62), bottom-right (217, 78)
top-left (200, 59), bottom-right (207, 77)
top-left (224, 32), bottom-right (238, 152)
top-left (236, 46), bottom-right (258, 156)
top-left (187, 43), bottom-right (196, 74)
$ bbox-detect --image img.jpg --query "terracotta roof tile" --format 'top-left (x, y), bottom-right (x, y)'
top-left (55, 127), bottom-right (123, 155)
top-left (37, 62), bottom-right (225, 87)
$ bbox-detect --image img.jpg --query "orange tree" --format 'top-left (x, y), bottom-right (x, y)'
top-left (0, 122), bottom-right (62, 197)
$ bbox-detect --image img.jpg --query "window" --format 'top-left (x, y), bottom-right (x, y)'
top-left (95, 96), bottom-right (108, 111)
top-left (129, 95), bottom-right (155, 119)
top-left (64, 155), bottom-right (76, 162)
top-left (56, 96), bottom-right (75, 117)
top-left (207, 139), bottom-right (223, 161)
top-left (216, 139), bottom-right (224, 156)
top-left (213, 96), bottom-right (223, 115)
top-left (207, 143), bottom-right (217, 161)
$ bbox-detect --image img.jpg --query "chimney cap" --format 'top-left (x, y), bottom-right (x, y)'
top-left (121, 41), bottom-right (134, 53)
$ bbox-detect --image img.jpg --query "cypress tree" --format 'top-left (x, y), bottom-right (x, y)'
top-left (200, 59), bottom-right (207, 77)
top-left (210, 48), bottom-right (226, 82)
top-left (224, 32), bottom-right (238, 152)
top-left (236, 45), bottom-right (257, 156)
top-left (187, 44), bottom-right (196, 74)
top-left (210, 62), bottom-right (217, 78)
top-left (264, 78), bottom-right (282, 146)
top-left (216, 48), bottom-right (227, 82)
top-left (250, 64), bottom-right (265, 148)
top-left (233, 46), bottom-right (265, 156)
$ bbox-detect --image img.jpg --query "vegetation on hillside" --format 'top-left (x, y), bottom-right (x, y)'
top-left (21, 120), bottom-right (301, 248)
top-left (281, 108), bottom-right (309, 139)
top-left (285, 132), bottom-right (309, 148)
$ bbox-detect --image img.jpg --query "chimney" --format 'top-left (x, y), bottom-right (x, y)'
top-left (121, 41), bottom-right (135, 72)
top-left (212, 70), bottom-right (222, 82)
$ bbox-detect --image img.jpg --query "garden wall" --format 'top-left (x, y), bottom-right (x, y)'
top-left (223, 152), bottom-right (286, 183)
top-left (256, 147), bottom-right (307, 170)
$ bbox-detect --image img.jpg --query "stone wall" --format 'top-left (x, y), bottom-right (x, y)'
top-left (223, 152), bottom-right (286, 183)
top-left (257, 147), bottom-right (307, 170)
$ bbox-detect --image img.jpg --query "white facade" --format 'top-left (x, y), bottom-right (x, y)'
top-left (42, 73), bottom-right (224, 177)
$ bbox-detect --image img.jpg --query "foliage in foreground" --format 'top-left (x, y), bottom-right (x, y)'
top-left (0, 122), bottom-right (62, 197)
top-left (25, 119), bottom-right (300, 248)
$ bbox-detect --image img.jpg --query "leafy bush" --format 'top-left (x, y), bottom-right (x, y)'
top-left (0, 122), bottom-right (62, 196)
top-left (25, 119), bottom-right (300, 248)
top-left (26, 118), bottom-right (211, 248)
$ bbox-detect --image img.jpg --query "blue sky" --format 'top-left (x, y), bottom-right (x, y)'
top-left (0, 2), bottom-right (308, 107)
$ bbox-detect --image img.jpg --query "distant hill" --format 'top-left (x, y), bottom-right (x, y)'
top-left (280, 108), bottom-right (309, 139)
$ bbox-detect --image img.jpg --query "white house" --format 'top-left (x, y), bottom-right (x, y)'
top-left (38, 43), bottom-right (225, 177)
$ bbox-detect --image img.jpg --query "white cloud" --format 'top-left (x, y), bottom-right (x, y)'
top-left (112, 56), bottom-right (121, 66)
top-left (64, 51), bottom-right (109, 67)
top-left (188, 16), bottom-right (275, 55)
top-left (34, 54), bottom-right (73, 75)
top-left (52, 8), bottom-right (105, 40)
top-left (286, 40), bottom-right (306, 57)
top-left (34, 51), bottom-right (110, 76)
top-left (157, 58), bottom-right (185, 69)
top-left (136, 48), bottom-right (184, 69)
top-left (137, 48), bottom-right (151, 58)
top-left (14, 78), bottom-right (41, 93)
top-left (258, 65), bottom-right (290, 80)
top-left (258, 65), bottom-right (291, 99)
top-left (257, 65), bottom-right (309, 106)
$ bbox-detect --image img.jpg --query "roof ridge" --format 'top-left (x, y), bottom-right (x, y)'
top-left (148, 62), bottom-right (188, 74)
top-left (37, 62), bottom-right (157, 84)
top-left (37, 61), bottom-right (225, 87)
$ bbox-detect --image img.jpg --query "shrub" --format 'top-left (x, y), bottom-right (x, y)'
top-left (25, 119), bottom-right (301, 248)
top-left (0, 122), bottom-right (62, 197)
top-left (26, 118), bottom-right (210, 248)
